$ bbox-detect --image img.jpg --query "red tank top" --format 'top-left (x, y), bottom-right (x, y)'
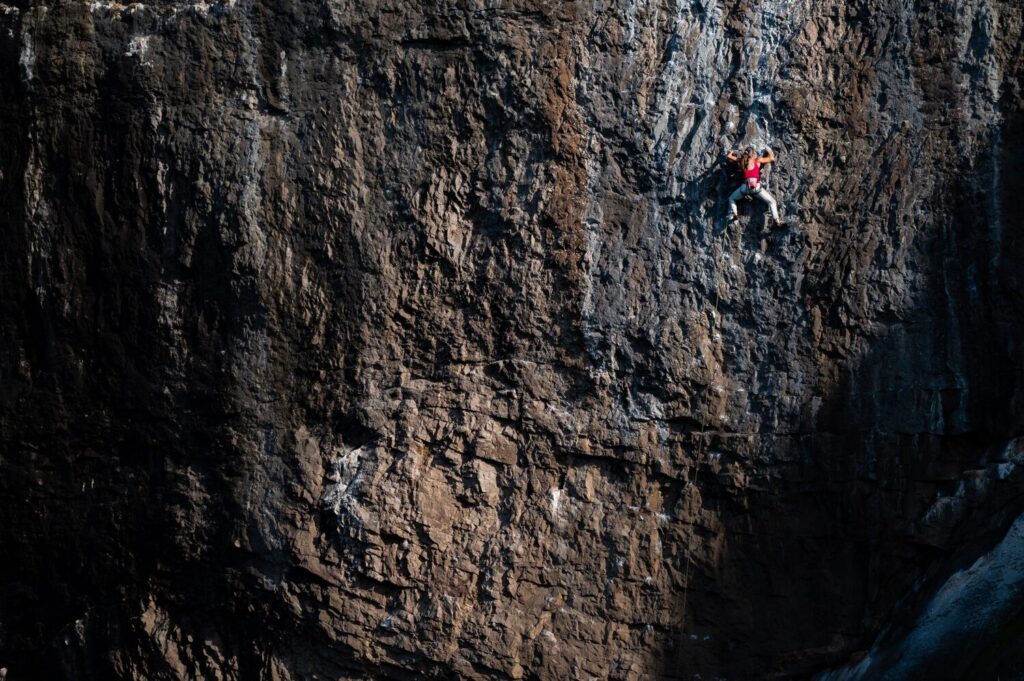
top-left (743, 162), bottom-right (760, 181)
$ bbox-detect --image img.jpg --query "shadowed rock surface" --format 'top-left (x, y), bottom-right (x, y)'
top-left (0, 0), bottom-right (1022, 679)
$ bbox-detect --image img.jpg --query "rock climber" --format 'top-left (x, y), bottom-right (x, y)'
top-left (726, 146), bottom-right (782, 229)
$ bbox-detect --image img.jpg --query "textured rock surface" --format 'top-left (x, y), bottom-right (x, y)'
top-left (0, 0), bottom-right (1022, 678)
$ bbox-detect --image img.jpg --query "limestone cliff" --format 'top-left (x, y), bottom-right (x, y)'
top-left (0, 0), bottom-right (1022, 679)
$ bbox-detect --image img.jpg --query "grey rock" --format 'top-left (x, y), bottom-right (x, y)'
top-left (0, 0), bottom-right (1022, 679)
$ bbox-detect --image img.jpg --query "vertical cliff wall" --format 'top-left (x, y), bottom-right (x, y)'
top-left (0, 0), bottom-right (1022, 679)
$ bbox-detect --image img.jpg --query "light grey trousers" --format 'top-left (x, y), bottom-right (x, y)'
top-left (729, 183), bottom-right (779, 221)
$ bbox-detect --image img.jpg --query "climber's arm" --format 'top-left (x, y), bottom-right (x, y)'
top-left (726, 150), bottom-right (739, 162)
top-left (759, 149), bottom-right (775, 164)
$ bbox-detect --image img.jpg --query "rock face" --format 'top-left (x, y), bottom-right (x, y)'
top-left (1, 0), bottom-right (1022, 679)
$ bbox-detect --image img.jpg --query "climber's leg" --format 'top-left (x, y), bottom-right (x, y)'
top-left (728, 184), bottom-right (746, 219)
top-left (754, 187), bottom-right (780, 222)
